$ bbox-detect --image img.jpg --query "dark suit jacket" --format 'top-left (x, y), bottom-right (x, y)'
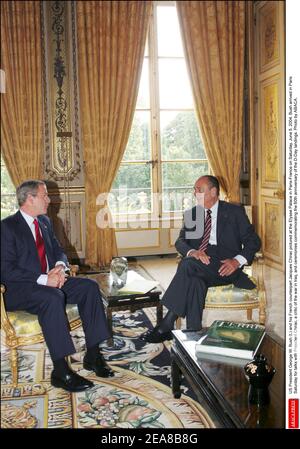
top-left (175, 201), bottom-right (261, 289)
top-left (1, 211), bottom-right (69, 303)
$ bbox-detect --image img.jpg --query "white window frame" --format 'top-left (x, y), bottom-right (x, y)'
top-left (111, 0), bottom-right (210, 227)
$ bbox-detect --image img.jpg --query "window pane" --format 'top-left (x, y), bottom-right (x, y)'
top-left (110, 163), bottom-right (152, 214)
top-left (157, 5), bottom-right (184, 57)
top-left (158, 59), bottom-right (193, 108)
top-left (1, 159), bottom-right (17, 219)
top-left (160, 111), bottom-right (206, 160)
top-left (136, 59), bottom-right (150, 109)
top-left (162, 161), bottom-right (209, 212)
top-left (122, 111), bottom-right (151, 161)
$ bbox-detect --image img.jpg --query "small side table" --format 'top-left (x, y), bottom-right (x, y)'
top-left (171, 329), bottom-right (285, 428)
top-left (84, 270), bottom-right (163, 346)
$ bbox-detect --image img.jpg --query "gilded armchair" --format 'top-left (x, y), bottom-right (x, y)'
top-left (1, 265), bottom-right (82, 387)
top-left (175, 206), bottom-right (267, 328)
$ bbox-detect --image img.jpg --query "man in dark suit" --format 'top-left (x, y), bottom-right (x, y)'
top-left (141, 175), bottom-right (261, 343)
top-left (1, 180), bottom-right (114, 392)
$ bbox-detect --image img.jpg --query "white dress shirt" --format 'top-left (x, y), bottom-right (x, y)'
top-left (186, 201), bottom-right (247, 267)
top-left (20, 210), bottom-right (66, 285)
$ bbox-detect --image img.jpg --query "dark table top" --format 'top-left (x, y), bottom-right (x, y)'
top-left (172, 329), bottom-right (285, 428)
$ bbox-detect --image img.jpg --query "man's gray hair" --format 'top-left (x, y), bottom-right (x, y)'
top-left (16, 180), bottom-right (46, 207)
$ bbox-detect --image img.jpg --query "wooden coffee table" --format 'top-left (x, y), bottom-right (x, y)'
top-left (171, 329), bottom-right (285, 428)
top-left (85, 269), bottom-right (163, 346)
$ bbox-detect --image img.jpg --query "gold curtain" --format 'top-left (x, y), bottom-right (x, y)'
top-left (77, 1), bottom-right (152, 267)
top-left (0, 1), bottom-right (43, 185)
top-left (176, 1), bottom-right (245, 201)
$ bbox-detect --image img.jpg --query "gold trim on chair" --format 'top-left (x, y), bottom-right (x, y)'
top-left (1, 265), bottom-right (81, 387)
top-left (175, 206), bottom-right (267, 329)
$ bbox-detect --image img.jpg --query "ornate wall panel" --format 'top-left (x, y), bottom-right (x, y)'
top-left (260, 76), bottom-right (282, 188)
top-left (261, 197), bottom-right (283, 264)
top-left (255, 1), bottom-right (285, 270)
top-left (41, 0), bottom-right (83, 184)
top-left (116, 230), bottom-right (160, 250)
top-left (41, 1), bottom-right (85, 260)
top-left (259, 1), bottom-right (280, 73)
top-left (47, 195), bottom-right (85, 259)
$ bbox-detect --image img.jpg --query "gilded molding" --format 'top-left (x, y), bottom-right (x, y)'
top-left (259, 2), bottom-right (279, 73)
top-left (42, 1), bottom-right (82, 183)
top-left (264, 202), bottom-right (280, 256)
top-left (262, 81), bottom-right (280, 185)
top-left (47, 200), bottom-right (83, 254)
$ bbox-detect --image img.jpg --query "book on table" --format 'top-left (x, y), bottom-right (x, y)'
top-left (118, 276), bottom-right (159, 294)
top-left (195, 320), bottom-right (266, 361)
top-left (111, 270), bottom-right (159, 294)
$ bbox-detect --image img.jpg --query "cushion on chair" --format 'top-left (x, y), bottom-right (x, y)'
top-left (205, 276), bottom-right (259, 306)
top-left (7, 304), bottom-right (80, 337)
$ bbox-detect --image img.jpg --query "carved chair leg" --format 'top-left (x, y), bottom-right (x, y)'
top-left (175, 317), bottom-right (181, 329)
top-left (259, 306), bottom-right (266, 325)
top-left (11, 348), bottom-right (18, 387)
top-left (259, 291), bottom-right (267, 325)
top-left (247, 309), bottom-right (253, 321)
top-left (66, 355), bottom-right (72, 369)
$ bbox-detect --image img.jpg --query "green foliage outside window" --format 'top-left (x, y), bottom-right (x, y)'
top-left (111, 111), bottom-right (208, 214)
top-left (1, 158), bottom-right (17, 219)
top-left (161, 112), bottom-right (205, 160)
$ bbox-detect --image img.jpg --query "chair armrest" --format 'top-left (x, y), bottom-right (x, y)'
top-left (1, 283), bottom-right (17, 341)
top-left (176, 253), bottom-right (182, 264)
top-left (177, 250), bottom-right (265, 288)
top-left (70, 265), bottom-right (79, 277)
top-left (252, 252), bottom-right (264, 289)
top-left (1, 284), bottom-right (8, 322)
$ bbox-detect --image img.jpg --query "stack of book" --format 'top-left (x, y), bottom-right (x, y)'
top-left (195, 320), bottom-right (266, 362)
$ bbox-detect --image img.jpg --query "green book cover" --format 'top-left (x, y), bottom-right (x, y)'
top-left (196, 320), bottom-right (266, 360)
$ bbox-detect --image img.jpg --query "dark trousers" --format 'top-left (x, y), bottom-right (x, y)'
top-left (162, 255), bottom-right (241, 330)
top-left (5, 277), bottom-right (109, 361)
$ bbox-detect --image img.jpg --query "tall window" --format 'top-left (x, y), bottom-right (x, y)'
top-left (111, 2), bottom-right (209, 220)
top-left (1, 158), bottom-right (17, 219)
top-left (156, 4), bottom-right (208, 214)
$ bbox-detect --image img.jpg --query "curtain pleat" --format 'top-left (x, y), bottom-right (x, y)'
top-left (0, 1), bottom-right (43, 185)
top-left (177, 1), bottom-right (245, 201)
top-left (76, 1), bottom-right (152, 267)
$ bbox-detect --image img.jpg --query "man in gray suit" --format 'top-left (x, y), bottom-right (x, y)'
top-left (141, 175), bottom-right (261, 343)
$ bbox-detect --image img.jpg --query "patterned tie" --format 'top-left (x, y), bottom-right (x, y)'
top-left (199, 209), bottom-right (212, 252)
top-left (33, 219), bottom-right (47, 273)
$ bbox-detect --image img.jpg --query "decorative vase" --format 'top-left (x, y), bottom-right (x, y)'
top-left (110, 257), bottom-right (128, 288)
top-left (244, 353), bottom-right (276, 405)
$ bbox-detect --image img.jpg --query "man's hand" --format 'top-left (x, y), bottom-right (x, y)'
top-left (189, 249), bottom-right (211, 265)
top-left (46, 266), bottom-right (67, 288)
top-left (219, 258), bottom-right (240, 277)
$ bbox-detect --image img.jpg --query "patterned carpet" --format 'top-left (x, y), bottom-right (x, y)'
top-left (1, 294), bottom-right (215, 429)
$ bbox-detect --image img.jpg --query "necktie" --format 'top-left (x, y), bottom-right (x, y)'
top-left (33, 219), bottom-right (47, 273)
top-left (199, 209), bottom-right (212, 252)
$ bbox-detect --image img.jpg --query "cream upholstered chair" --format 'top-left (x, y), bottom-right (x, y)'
top-left (1, 265), bottom-right (82, 387)
top-left (176, 206), bottom-right (267, 328)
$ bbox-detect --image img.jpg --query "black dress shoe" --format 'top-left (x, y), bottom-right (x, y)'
top-left (83, 354), bottom-right (114, 378)
top-left (51, 369), bottom-right (94, 392)
top-left (140, 326), bottom-right (173, 343)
